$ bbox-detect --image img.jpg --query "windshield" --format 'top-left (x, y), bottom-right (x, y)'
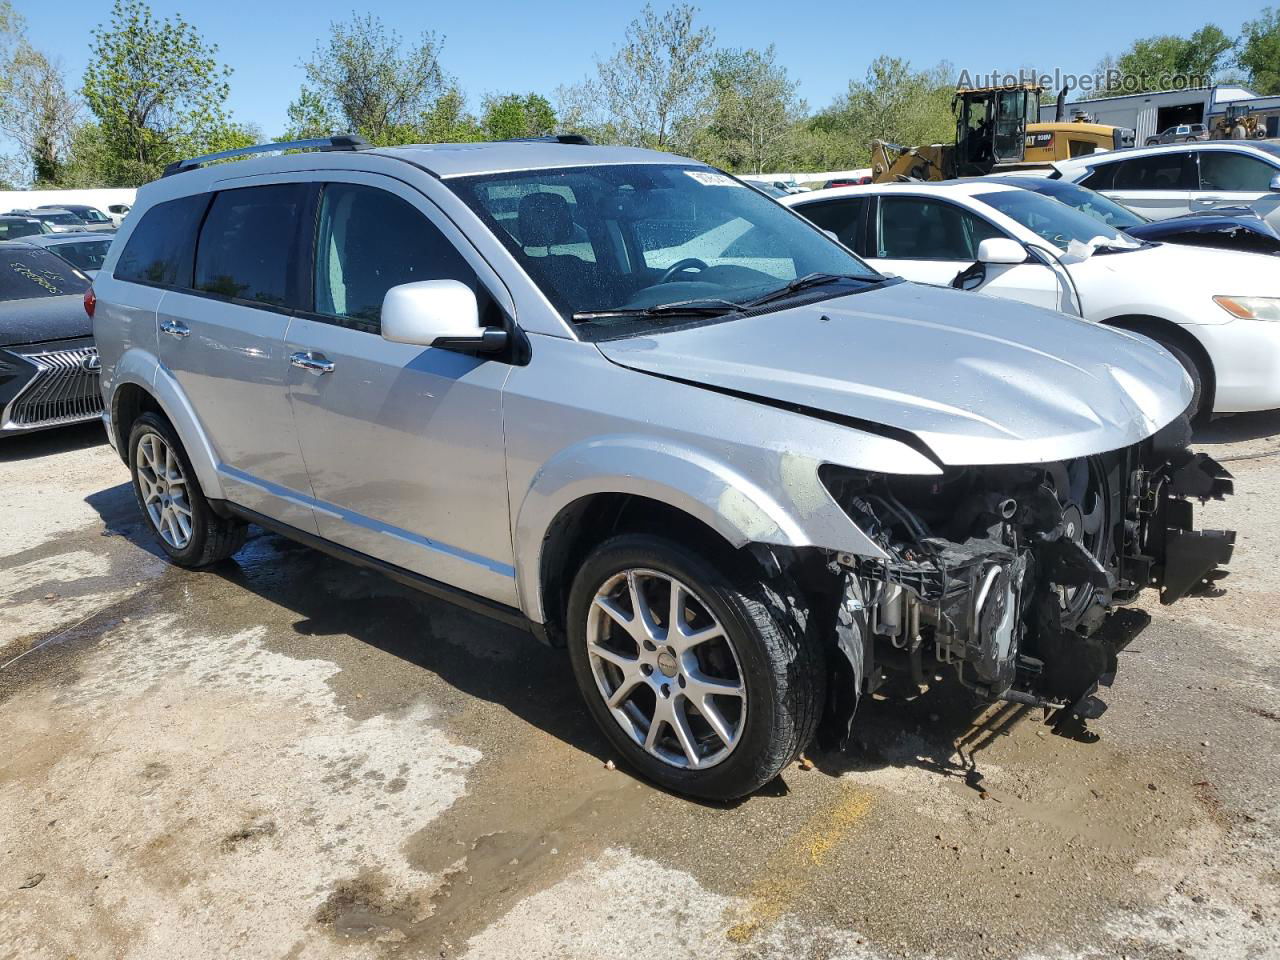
top-left (48, 238), bottom-right (112, 272)
top-left (1015, 179), bottom-right (1147, 228)
top-left (79, 208), bottom-right (111, 223)
top-left (449, 163), bottom-right (881, 331)
top-left (0, 247), bottom-right (89, 301)
top-left (38, 212), bottom-right (83, 225)
top-left (974, 188), bottom-right (1130, 249)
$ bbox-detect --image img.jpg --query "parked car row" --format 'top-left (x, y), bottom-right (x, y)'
top-left (60, 134), bottom-right (1235, 801)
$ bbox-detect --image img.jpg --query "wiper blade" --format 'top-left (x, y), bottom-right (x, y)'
top-left (739, 272), bottom-right (875, 309)
top-left (572, 297), bottom-right (743, 322)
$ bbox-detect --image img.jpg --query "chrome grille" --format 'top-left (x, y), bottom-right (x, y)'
top-left (5, 344), bottom-right (103, 429)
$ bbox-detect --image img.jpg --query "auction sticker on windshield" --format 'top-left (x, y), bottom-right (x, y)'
top-left (684, 170), bottom-right (741, 187)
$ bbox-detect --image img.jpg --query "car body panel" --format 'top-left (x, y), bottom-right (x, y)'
top-left (595, 282), bottom-right (1191, 466)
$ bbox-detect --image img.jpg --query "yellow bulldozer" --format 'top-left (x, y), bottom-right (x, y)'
top-left (870, 83), bottom-right (1135, 183)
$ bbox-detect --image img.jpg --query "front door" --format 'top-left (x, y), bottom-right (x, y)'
top-left (869, 195), bottom-right (1062, 310)
top-left (154, 182), bottom-right (319, 532)
top-left (1195, 149), bottom-right (1280, 216)
top-left (284, 176), bottom-right (517, 605)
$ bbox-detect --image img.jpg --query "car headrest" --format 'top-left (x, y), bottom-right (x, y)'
top-left (518, 192), bottom-right (574, 248)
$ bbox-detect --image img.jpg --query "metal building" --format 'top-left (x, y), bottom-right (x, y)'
top-left (1039, 85), bottom-right (1280, 143)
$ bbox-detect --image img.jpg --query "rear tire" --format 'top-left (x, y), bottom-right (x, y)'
top-left (128, 412), bottom-right (247, 567)
top-left (566, 534), bottom-right (824, 800)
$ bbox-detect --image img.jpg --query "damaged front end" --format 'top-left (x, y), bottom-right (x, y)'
top-left (818, 417), bottom-right (1234, 733)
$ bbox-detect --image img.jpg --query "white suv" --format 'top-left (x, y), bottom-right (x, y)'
top-left (90, 136), bottom-right (1233, 799)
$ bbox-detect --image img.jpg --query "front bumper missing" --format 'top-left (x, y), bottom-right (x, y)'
top-left (825, 448), bottom-right (1235, 738)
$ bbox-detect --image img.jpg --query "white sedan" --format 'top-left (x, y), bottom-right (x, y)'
top-left (783, 180), bottom-right (1280, 418)
top-left (1051, 141), bottom-right (1280, 230)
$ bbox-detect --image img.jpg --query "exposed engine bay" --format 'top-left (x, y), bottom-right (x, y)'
top-left (817, 417), bottom-right (1235, 731)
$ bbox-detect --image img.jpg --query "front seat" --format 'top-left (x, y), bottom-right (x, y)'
top-left (517, 192), bottom-right (602, 305)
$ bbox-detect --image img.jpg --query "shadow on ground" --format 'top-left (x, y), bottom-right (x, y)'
top-left (0, 421), bottom-right (105, 463)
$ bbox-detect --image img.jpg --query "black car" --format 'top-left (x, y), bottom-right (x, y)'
top-left (986, 176), bottom-right (1280, 256)
top-left (0, 244), bottom-right (100, 438)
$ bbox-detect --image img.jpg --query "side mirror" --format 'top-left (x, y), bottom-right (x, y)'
top-left (1269, 173), bottom-right (1280, 193)
top-left (977, 237), bottom-right (1028, 265)
top-left (822, 229), bottom-right (840, 243)
top-left (380, 280), bottom-right (507, 353)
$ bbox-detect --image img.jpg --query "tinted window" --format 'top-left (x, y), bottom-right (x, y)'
top-left (1199, 151), bottom-right (1279, 191)
top-left (797, 198), bottom-right (866, 251)
top-left (0, 247), bottom-right (88, 301)
top-left (313, 183), bottom-right (475, 331)
top-left (1078, 163), bottom-right (1116, 191)
top-left (0, 219), bottom-right (43, 240)
top-left (875, 196), bottom-right (1003, 259)
top-left (37, 212), bottom-right (83, 225)
top-left (48, 239), bottom-right (113, 272)
top-left (1111, 153), bottom-right (1197, 191)
top-left (1015, 180), bottom-right (1146, 228)
top-left (115, 194), bottom-right (209, 286)
top-left (195, 184), bottom-right (310, 308)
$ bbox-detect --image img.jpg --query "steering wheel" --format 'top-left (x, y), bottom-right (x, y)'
top-left (659, 257), bottom-right (709, 283)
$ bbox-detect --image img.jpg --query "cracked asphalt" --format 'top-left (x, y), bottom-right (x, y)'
top-left (1, 413), bottom-right (1278, 960)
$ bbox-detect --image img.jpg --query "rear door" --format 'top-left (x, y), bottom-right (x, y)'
top-left (283, 174), bottom-right (516, 605)
top-left (153, 182), bottom-right (320, 533)
top-left (1090, 151), bottom-right (1199, 220)
top-left (867, 194), bottom-right (1062, 310)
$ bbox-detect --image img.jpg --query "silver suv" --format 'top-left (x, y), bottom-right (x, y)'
top-left (92, 135), bottom-right (1234, 799)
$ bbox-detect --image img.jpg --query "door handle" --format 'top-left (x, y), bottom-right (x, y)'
top-left (160, 318), bottom-right (190, 339)
top-left (290, 351), bottom-right (335, 375)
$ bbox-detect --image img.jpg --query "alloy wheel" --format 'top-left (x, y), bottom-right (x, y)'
top-left (136, 432), bottom-right (193, 549)
top-left (586, 568), bottom-right (746, 770)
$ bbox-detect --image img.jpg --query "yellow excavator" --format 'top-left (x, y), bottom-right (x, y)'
top-left (870, 83), bottom-right (1135, 183)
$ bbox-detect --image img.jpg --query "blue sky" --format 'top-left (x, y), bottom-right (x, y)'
top-left (16, 0), bottom-right (1271, 138)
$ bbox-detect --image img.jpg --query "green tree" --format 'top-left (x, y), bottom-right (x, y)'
top-left (1096, 24), bottom-right (1234, 96)
top-left (0, 6), bottom-right (79, 185)
top-left (590, 3), bottom-right (716, 151)
top-left (420, 86), bottom-right (482, 142)
top-left (1238, 8), bottom-right (1280, 95)
top-left (696, 46), bottom-right (804, 173)
top-left (288, 14), bottom-right (454, 145)
top-left (804, 57), bottom-right (954, 169)
top-left (480, 92), bottom-right (555, 141)
top-left (81, 0), bottom-right (233, 185)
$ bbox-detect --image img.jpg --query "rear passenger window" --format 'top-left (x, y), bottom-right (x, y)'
top-left (194, 184), bottom-right (310, 308)
top-left (1078, 163), bottom-right (1116, 191)
top-left (797, 198), bottom-right (866, 250)
top-left (1111, 153), bottom-right (1197, 191)
top-left (114, 194), bottom-right (209, 286)
top-left (313, 183), bottom-right (475, 332)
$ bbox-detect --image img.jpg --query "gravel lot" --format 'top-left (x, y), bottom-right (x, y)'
top-left (1, 415), bottom-right (1278, 960)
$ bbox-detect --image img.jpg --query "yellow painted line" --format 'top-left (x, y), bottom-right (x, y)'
top-left (725, 786), bottom-right (873, 944)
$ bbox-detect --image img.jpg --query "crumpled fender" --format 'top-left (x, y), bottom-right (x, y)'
top-left (513, 435), bottom-right (888, 623)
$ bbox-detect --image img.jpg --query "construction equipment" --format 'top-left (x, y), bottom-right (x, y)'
top-left (1210, 104), bottom-right (1267, 141)
top-left (870, 84), bottom-right (1134, 184)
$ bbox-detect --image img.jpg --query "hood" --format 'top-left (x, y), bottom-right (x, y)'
top-left (0, 295), bottom-right (92, 348)
top-left (1125, 209), bottom-right (1280, 243)
top-left (597, 281), bottom-right (1191, 467)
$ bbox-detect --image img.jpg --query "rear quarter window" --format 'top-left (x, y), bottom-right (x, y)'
top-left (114, 194), bottom-right (210, 287)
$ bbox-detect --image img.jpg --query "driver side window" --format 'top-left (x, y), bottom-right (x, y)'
top-left (874, 196), bottom-right (1003, 260)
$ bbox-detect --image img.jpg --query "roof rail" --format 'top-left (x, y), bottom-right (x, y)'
top-left (501, 134), bottom-right (594, 145)
top-left (161, 134), bottom-right (373, 177)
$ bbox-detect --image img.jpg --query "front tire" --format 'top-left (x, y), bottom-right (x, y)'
top-left (128, 412), bottom-right (247, 567)
top-left (566, 534), bottom-right (824, 800)
top-left (1151, 338), bottom-right (1209, 424)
